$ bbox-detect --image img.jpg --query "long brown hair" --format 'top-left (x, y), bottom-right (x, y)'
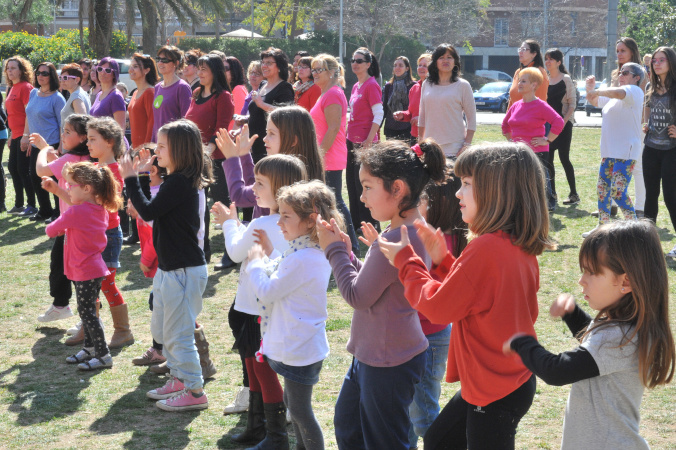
top-left (157, 119), bottom-right (207, 189)
top-left (454, 143), bottom-right (555, 256)
top-left (87, 117), bottom-right (125, 160)
top-left (647, 46), bottom-right (676, 111)
top-left (422, 165), bottom-right (467, 257)
top-left (65, 162), bottom-right (123, 212)
top-left (579, 221), bottom-right (674, 388)
top-left (276, 180), bottom-right (345, 244)
top-left (269, 106), bottom-right (324, 182)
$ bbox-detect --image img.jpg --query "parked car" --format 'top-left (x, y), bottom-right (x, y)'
top-left (576, 79), bottom-right (605, 116)
top-left (473, 81), bottom-right (511, 113)
top-left (475, 70), bottom-right (513, 82)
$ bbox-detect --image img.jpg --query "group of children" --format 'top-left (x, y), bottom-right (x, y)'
top-left (26, 100), bottom-right (675, 449)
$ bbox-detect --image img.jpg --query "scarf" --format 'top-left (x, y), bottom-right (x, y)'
top-left (388, 72), bottom-right (410, 112)
top-left (294, 80), bottom-right (314, 103)
top-left (255, 234), bottom-right (321, 362)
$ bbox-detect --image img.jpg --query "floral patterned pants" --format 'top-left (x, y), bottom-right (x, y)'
top-left (597, 158), bottom-right (636, 224)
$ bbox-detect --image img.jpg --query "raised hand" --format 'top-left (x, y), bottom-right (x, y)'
top-left (585, 75), bottom-right (596, 94)
top-left (253, 228), bottom-right (274, 256)
top-left (550, 293), bottom-right (576, 318)
top-left (40, 176), bottom-right (58, 194)
top-left (29, 133), bottom-right (49, 151)
top-left (215, 127), bottom-right (239, 159)
top-left (237, 125), bottom-right (259, 156)
top-left (378, 225), bottom-right (411, 266)
top-left (211, 201), bottom-right (238, 226)
top-left (248, 243), bottom-right (266, 261)
top-left (316, 215), bottom-right (343, 250)
top-left (119, 153), bottom-right (136, 179)
top-left (358, 221), bottom-right (379, 247)
top-left (414, 219), bottom-right (448, 266)
top-left (134, 147), bottom-right (155, 173)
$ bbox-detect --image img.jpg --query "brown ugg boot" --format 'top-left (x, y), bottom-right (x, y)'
top-left (108, 303), bottom-right (134, 348)
top-left (194, 325), bottom-right (217, 379)
top-left (65, 300), bottom-right (101, 346)
top-left (150, 361), bottom-right (170, 374)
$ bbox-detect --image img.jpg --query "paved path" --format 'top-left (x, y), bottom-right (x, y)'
top-left (477, 110), bottom-right (602, 127)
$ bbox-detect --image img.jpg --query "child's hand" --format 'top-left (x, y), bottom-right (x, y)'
top-left (316, 215), bottom-right (343, 250)
top-left (119, 153), bottom-right (136, 179)
top-left (139, 262), bottom-right (151, 273)
top-left (392, 111), bottom-right (404, 121)
top-left (135, 147), bottom-right (155, 173)
top-left (414, 219), bottom-right (448, 266)
top-left (358, 221), bottom-right (379, 247)
top-left (29, 133), bottom-right (49, 150)
top-left (237, 125), bottom-right (258, 156)
top-left (378, 225), bottom-right (411, 266)
top-left (46, 147), bottom-right (60, 163)
top-left (41, 176), bottom-right (58, 194)
top-left (215, 127), bottom-right (240, 159)
top-left (502, 332), bottom-right (528, 355)
top-left (668, 124), bottom-right (676, 139)
top-left (212, 201), bottom-right (238, 226)
top-left (253, 229), bottom-right (273, 256)
top-left (248, 243), bottom-right (266, 261)
top-left (127, 199), bottom-right (138, 220)
top-left (550, 293), bottom-right (576, 318)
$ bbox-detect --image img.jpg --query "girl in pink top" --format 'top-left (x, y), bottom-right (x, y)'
top-left (44, 162), bottom-right (123, 371)
top-left (502, 67), bottom-right (564, 211)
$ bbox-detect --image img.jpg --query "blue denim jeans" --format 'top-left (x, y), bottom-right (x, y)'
top-left (334, 351), bottom-right (426, 450)
top-left (101, 226), bottom-right (122, 268)
top-left (408, 325), bottom-right (451, 448)
top-left (151, 265), bottom-right (208, 390)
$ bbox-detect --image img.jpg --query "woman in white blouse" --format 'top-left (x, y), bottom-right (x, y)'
top-left (418, 44), bottom-right (476, 158)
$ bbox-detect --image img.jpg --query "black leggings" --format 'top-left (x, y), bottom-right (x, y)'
top-left (8, 137), bottom-right (34, 208)
top-left (424, 375), bottom-right (536, 450)
top-left (643, 145), bottom-right (676, 230)
top-left (50, 235), bottom-right (72, 307)
top-left (75, 278), bottom-right (108, 358)
top-left (548, 121), bottom-right (577, 196)
top-left (228, 301), bottom-right (250, 388)
top-left (0, 138), bottom-right (6, 207)
top-left (346, 140), bottom-right (379, 232)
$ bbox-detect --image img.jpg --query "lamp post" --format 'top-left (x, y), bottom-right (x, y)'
top-left (338, 0), bottom-right (344, 63)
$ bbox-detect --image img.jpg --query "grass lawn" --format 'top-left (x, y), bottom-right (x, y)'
top-left (0, 125), bottom-right (674, 449)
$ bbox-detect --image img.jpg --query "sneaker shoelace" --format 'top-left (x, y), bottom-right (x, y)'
top-left (167, 388), bottom-right (190, 403)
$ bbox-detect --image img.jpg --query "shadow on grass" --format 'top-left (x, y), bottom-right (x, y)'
top-left (216, 414), bottom-right (248, 449)
top-left (0, 328), bottom-right (102, 426)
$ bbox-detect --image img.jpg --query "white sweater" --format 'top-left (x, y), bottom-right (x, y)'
top-left (223, 214), bottom-right (288, 315)
top-left (246, 247), bottom-right (331, 366)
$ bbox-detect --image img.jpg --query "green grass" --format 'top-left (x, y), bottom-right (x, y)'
top-left (0, 125), bottom-right (675, 449)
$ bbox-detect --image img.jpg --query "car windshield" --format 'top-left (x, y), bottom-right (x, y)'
top-left (478, 83), bottom-right (509, 93)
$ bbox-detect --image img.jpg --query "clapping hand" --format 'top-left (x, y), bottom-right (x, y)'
top-left (253, 228), bottom-right (274, 256)
top-left (550, 293), bottom-right (576, 318)
top-left (316, 215), bottom-right (345, 251)
top-left (248, 243), bottom-right (266, 261)
top-left (358, 222), bottom-right (379, 247)
top-left (378, 225), bottom-right (412, 266)
top-left (211, 201), bottom-right (238, 226)
top-left (414, 220), bottom-right (448, 266)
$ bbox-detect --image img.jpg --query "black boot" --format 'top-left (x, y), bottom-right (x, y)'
top-left (246, 402), bottom-right (289, 450)
top-left (123, 219), bottom-right (139, 245)
top-left (231, 391), bottom-right (266, 445)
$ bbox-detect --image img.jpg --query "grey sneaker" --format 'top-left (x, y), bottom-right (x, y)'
top-left (66, 347), bottom-right (94, 364)
top-left (78, 353), bottom-right (113, 370)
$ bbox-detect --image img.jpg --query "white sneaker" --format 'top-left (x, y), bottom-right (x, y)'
top-left (582, 227), bottom-right (598, 239)
top-left (667, 245), bottom-right (676, 258)
top-left (66, 321), bottom-right (82, 335)
top-left (38, 305), bottom-right (74, 323)
top-left (223, 386), bottom-right (249, 415)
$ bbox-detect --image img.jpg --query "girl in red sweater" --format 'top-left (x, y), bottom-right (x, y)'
top-left (379, 142), bottom-right (554, 449)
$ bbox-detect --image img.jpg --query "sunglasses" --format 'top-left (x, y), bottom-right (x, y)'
top-left (157, 58), bottom-right (174, 64)
top-left (35, 70), bottom-right (51, 77)
top-left (96, 67), bottom-right (113, 74)
top-left (619, 70), bottom-right (635, 77)
top-left (351, 58), bottom-right (368, 64)
top-left (311, 68), bottom-right (326, 74)
top-left (59, 75), bottom-right (78, 81)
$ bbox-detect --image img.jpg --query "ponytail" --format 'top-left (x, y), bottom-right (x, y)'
top-left (417, 138), bottom-right (446, 184)
top-left (66, 162), bottom-right (123, 212)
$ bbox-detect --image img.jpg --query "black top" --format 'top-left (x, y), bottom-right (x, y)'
top-left (510, 305), bottom-right (600, 386)
top-left (547, 79), bottom-right (566, 117)
top-left (382, 81), bottom-right (413, 132)
top-left (248, 80), bottom-right (294, 162)
top-left (126, 173), bottom-right (205, 271)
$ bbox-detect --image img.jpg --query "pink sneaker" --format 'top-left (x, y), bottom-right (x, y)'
top-left (156, 389), bottom-right (208, 412)
top-left (146, 376), bottom-right (185, 400)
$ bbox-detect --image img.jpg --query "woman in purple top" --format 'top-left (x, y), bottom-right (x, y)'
top-left (90, 57), bottom-right (127, 132)
top-left (152, 45), bottom-right (192, 142)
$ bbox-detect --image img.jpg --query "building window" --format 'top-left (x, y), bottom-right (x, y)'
top-left (521, 11), bottom-right (542, 37)
top-left (495, 18), bottom-right (509, 47)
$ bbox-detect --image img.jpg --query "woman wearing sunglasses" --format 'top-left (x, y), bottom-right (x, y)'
top-left (90, 57), bottom-right (127, 132)
top-left (345, 47), bottom-right (382, 233)
top-left (59, 63), bottom-right (91, 129)
top-left (23, 62), bottom-right (65, 222)
top-left (152, 45), bottom-right (192, 142)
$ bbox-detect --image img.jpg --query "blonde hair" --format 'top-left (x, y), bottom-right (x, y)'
top-left (311, 53), bottom-right (346, 88)
top-left (417, 53), bottom-right (432, 65)
top-left (519, 67), bottom-right (544, 87)
top-left (276, 180), bottom-right (345, 244)
top-left (65, 162), bottom-right (123, 212)
top-left (454, 143), bottom-right (555, 255)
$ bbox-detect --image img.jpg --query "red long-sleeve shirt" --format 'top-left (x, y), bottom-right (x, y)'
top-left (186, 89), bottom-right (234, 159)
top-left (394, 231), bottom-right (540, 406)
top-left (398, 79), bottom-right (422, 138)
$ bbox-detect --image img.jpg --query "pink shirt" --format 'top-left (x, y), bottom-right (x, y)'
top-left (46, 202), bottom-right (110, 281)
top-left (502, 98), bottom-right (564, 153)
top-left (347, 77), bottom-right (381, 144)
top-left (48, 153), bottom-right (90, 215)
top-left (311, 85), bottom-right (348, 171)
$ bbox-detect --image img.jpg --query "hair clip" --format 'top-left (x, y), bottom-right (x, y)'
top-left (411, 144), bottom-right (423, 157)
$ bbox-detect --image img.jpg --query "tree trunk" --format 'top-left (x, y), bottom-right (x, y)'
top-left (289, 0), bottom-right (299, 40)
top-left (92, 0), bottom-right (113, 57)
top-left (138, 0), bottom-right (158, 54)
top-left (125, 0), bottom-right (135, 56)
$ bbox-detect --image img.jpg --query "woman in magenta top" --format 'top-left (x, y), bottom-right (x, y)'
top-left (502, 67), bottom-right (564, 211)
top-left (225, 56), bottom-right (248, 131)
top-left (152, 45), bottom-right (192, 142)
top-left (90, 57), bottom-right (127, 131)
top-left (4, 56), bottom-right (36, 215)
top-left (346, 47), bottom-right (383, 233)
top-left (310, 53), bottom-right (359, 255)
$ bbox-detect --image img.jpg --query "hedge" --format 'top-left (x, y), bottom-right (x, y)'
top-left (0, 29), bottom-right (135, 69)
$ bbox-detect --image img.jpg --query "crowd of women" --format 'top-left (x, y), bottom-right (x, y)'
top-left (0, 36), bottom-right (675, 450)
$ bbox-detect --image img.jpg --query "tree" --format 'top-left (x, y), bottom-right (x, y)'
top-left (234, 0), bottom-right (317, 38)
top-left (619, 0), bottom-right (676, 54)
top-left (0, 0), bottom-right (54, 31)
